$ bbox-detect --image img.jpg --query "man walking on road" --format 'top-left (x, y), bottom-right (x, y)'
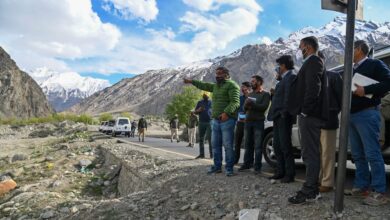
top-left (194, 93), bottom-right (213, 159)
top-left (183, 67), bottom-right (240, 176)
top-left (187, 111), bottom-right (198, 147)
top-left (287, 36), bottom-right (327, 204)
top-left (267, 55), bottom-right (296, 183)
top-left (170, 114), bottom-right (180, 143)
top-left (239, 75), bottom-right (270, 174)
top-left (347, 40), bottom-right (390, 206)
top-left (138, 115), bottom-right (148, 142)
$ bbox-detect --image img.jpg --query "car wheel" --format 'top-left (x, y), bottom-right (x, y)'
top-left (112, 132), bottom-right (116, 137)
top-left (262, 131), bottom-right (277, 168)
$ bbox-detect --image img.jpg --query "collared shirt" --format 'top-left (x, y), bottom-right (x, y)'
top-left (303, 54), bottom-right (314, 63)
top-left (354, 57), bottom-right (368, 69)
top-left (281, 70), bottom-right (289, 78)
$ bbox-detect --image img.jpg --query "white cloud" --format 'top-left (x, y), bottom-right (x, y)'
top-left (259, 36), bottom-right (273, 45)
top-left (183, 0), bottom-right (262, 13)
top-left (0, 0), bottom-right (121, 71)
top-left (103, 0), bottom-right (158, 22)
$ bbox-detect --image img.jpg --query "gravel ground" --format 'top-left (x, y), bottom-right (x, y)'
top-left (1, 125), bottom-right (390, 220)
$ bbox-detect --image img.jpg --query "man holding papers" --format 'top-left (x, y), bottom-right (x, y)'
top-left (349, 40), bottom-right (390, 206)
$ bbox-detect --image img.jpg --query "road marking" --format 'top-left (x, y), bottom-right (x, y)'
top-left (114, 136), bottom-right (304, 183)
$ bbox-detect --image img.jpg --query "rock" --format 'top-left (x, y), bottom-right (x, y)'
top-left (40, 210), bottom-right (55, 219)
top-left (70, 206), bottom-right (78, 213)
top-left (215, 207), bottom-right (226, 219)
top-left (180, 205), bottom-right (190, 211)
top-left (77, 203), bottom-right (92, 210)
top-left (190, 202), bottom-right (198, 210)
top-left (7, 168), bottom-right (24, 178)
top-left (222, 212), bottom-right (235, 220)
top-left (45, 156), bottom-right (55, 162)
top-left (270, 179), bottom-right (276, 184)
top-left (59, 207), bottom-right (70, 213)
top-left (104, 181), bottom-right (110, 186)
top-left (79, 159), bottom-right (92, 167)
top-left (269, 213), bottom-right (283, 220)
top-left (239, 209), bottom-right (260, 220)
top-left (171, 189), bottom-right (179, 194)
top-left (51, 180), bottom-right (62, 188)
top-left (67, 153), bottom-right (76, 158)
top-left (0, 178), bottom-right (17, 196)
top-left (11, 154), bottom-right (29, 162)
top-left (238, 201), bottom-right (245, 209)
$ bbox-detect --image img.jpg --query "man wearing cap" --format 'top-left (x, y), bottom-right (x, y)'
top-left (170, 114), bottom-right (180, 143)
top-left (183, 66), bottom-right (240, 176)
top-left (194, 93), bottom-right (213, 159)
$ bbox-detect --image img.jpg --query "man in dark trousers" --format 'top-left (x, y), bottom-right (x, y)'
top-left (183, 67), bottom-right (240, 176)
top-left (234, 81), bottom-right (251, 164)
top-left (239, 75), bottom-right (270, 174)
top-left (268, 55), bottom-right (296, 183)
top-left (287, 36), bottom-right (327, 204)
top-left (348, 40), bottom-right (390, 206)
top-left (194, 93), bottom-right (213, 159)
top-left (138, 115), bottom-right (148, 142)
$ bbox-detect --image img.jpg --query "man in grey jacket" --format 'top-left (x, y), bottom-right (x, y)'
top-left (268, 55), bottom-right (296, 183)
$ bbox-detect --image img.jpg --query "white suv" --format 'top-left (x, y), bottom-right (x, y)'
top-left (99, 121), bottom-right (107, 132)
top-left (112, 117), bottom-right (131, 137)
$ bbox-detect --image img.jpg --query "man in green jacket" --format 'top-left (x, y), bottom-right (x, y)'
top-left (184, 67), bottom-right (240, 176)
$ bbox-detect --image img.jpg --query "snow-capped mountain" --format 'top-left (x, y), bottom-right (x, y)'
top-left (71, 17), bottom-right (390, 116)
top-left (30, 67), bottom-right (111, 112)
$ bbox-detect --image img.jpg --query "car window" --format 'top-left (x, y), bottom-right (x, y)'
top-left (118, 119), bottom-right (129, 125)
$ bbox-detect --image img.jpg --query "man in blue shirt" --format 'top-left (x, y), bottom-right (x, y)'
top-left (194, 93), bottom-right (213, 159)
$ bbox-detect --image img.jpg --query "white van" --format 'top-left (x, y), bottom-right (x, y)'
top-left (99, 121), bottom-right (107, 132)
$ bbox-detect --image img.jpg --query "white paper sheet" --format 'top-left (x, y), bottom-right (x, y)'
top-left (352, 73), bottom-right (378, 98)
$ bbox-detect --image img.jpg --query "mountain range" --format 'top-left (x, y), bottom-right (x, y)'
top-left (65, 17), bottom-right (389, 116)
top-left (29, 67), bottom-right (110, 112)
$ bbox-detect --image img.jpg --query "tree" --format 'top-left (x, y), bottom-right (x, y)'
top-left (165, 86), bottom-right (204, 125)
top-left (99, 113), bottom-right (113, 122)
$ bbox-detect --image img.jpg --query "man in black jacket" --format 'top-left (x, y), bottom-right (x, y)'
top-left (268, 55), bottom-right (296, 183)
top-left (348, 40), bottom-right (390, 206)
top-left (287, 36), bottom-right (327, 204)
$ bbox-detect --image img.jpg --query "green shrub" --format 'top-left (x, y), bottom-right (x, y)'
top-left (98, 113), bottom-right (113, 122)
top-left (120, 112), bottom-right (132, 119)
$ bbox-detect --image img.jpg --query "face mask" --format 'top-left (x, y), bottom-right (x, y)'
top-left (274, 66), bottom-right (280, 74)
top-left (216, 77), bottom-right (225, 84)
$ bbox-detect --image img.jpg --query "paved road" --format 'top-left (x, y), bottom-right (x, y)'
top-left (116, 135), bottom-right (390, 192)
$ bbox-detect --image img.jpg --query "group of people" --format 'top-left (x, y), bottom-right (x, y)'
top-left (182, 36), bottom-right (390, 206)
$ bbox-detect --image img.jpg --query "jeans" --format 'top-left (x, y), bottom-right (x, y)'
top-left (243, 121), bottom-right (264, 171)
top-left (211, 118), bottom-right (235, 172)
top-left (234, 121), bottom-right (245, 164)
top-left (273, 115), bottom-right (295, 178)
top-left (198, 122), bottom-right (212, 157)
top-left (349, 109), bottom-right (386, 193)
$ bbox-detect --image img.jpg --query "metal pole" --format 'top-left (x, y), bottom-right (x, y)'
top-left (334, 0), bottom-right (356, 215)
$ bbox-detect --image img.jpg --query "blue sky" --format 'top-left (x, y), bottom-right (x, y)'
top-left (0, 0), bottom-right (389, 85)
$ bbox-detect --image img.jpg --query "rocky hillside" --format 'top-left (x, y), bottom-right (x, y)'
top-left (0, 47), bottom-right (52, 119)
top-left (30, 68), bottom-right (110, 112)
top-left (71, 17), bottom-right (390, 116)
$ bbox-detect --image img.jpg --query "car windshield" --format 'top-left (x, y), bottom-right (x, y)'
top-left (118, 119), bottom-right (129, 125)
top-left (108, 120), bottom-right (115, 126)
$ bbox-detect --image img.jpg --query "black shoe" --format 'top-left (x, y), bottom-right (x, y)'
top-left (238, 165), bottom-right (252, 172)
top-left (288, 191), bottom-right (321, 205)
top-left (177, 140), bottom-right (180, 143)
top-left (171, 139), bottom-right (173, 143)
top-left (207, 166), bottom-right (222, 174)
top-left (210, 155), bottom-right (213, 159)
top-left (268, 174), bottom-right (284, 180)
top-left (280, 176), bottom-right (295, 183)
top-left (195, 155), bottom-right (205, 159)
